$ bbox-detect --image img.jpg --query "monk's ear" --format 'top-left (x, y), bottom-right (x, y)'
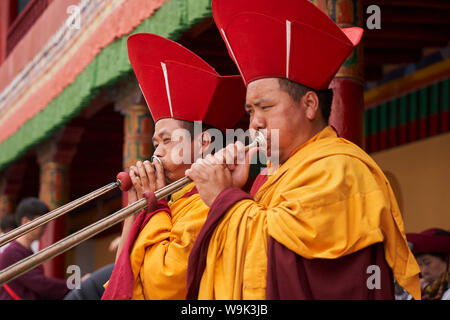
top-left (197, 131), bottom-right (212, 156)
top-left (21, 216), bottom-right (31, 226)
top-left (303, 91), bottom-right (320, 121)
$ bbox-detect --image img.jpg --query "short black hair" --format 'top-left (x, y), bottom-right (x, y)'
top-left (0, 214), bottom-right (18, 232)
top-left (15, 198), bottom-right (50, 226)
top-left (175, 119), bottom-right (221, 138)
top-left (175, 119), bottom-right (226, 146)
top-left (278, 78), bottom-right (333, 124)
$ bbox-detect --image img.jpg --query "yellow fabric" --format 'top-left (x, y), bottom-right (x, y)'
top-left (198, 126), bottom-right (421, 300)
top-left (129, 182), bottom-right (209, 299)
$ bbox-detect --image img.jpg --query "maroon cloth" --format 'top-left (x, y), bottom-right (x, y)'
top-left (102, 187), bottom-right (198, 300)
top-left (266, 239), bottom-right (394, 299)
top-left (249, 168), bottom-right (269, 197)
top-left (186, 172), bottom-right (395, 300)
top-left (101, 199), bottom-right (170, 300)
top-left (186, 187), bottom-right (252, 299)
top-left (0, 241), bottom-right (69, 300)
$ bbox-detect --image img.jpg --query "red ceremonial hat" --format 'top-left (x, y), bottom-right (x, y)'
top-left (127, 33), bottom-right (246, 132)
top-left (212, 0), bottom-right (364, 90)
top-left (406, 228), bottom-right (450, 254)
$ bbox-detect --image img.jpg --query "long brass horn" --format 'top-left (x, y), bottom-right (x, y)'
top-left (0, 172), bottom-right (132, 248)
top-left (0, 132), bottom-right (266, 286)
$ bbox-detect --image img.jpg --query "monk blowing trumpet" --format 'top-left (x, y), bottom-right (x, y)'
top-left (0, 131), bottom-right (267, 286)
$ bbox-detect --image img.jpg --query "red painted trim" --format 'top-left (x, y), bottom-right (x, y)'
top-left (418, 118), bottom-right (428, 140)
top-left (441, 110), bottom-right (449, 132)
top-left (389, 127), bottom-right (397, 148)
top-left (7, 0), bottom-right (45, 34)
top-left (0, 0), bottom-right (80, 90)
top-left (364, 60), bottom-right (450, 109)
top-left (8, 0), bottom-right (18, 25)
top-left (398, 124), bottom-right (408, 145)
top-left (429, 113), bottom-right (439, 136)
top-left (6, 0), bottom-right (50, 57)
top-left (408, 121), bottom-right (418, 143)
top-left (370, 133), bottom-right (379, 153)
top-left (379, 130), bottom-right (388, 151)
top-left (364, 135), bottom-right (371, 153)
top-left (0, 0), bottom-right (167, 144)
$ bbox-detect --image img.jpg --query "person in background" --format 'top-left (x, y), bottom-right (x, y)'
top-left (0, 214), bottom-right (17, 254)
top-left (407, 228), bottom-right (450, 300)
top-left (0, 198), bottom-right (70, 300)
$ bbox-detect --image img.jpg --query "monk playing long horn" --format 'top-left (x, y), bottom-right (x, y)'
top-left (185, 0), bottom-right (421, 300)
top-left (101, 33), bottom-right (246, 300)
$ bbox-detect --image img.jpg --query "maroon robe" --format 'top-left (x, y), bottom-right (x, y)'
top-left (0, 241), bottom-right (69, 300)
top-left (186, 172), bottom-right (395, 300)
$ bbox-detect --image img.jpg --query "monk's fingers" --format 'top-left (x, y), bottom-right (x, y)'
top-left (127, 186), bottom-right (138, 204)
top-left (221, 164), bottom-right (233, 182)
top-left (129, 167), bottom-right (141, 186)
top-left (219, 143), bottom-right (236, 166)
top-left (143, 160), bottom-right (156, 191)
top-left (186, 163), bottom-right (205, 182)
top-left (234, 141), bottom-right (246, 164)
top-left (204, 154), bottom-right (222, 166)
top-left (152, 157), bottom-right (166, 190)
top-left (136, 161), bottom-right (150, 191)
top-left (200, 158), bottom-right (228, 180)
top-left (186, 159), bottom-right (213, 181)
top-left (129, 168), bottom-right (143, 197)
top-left (213, 148), bottom-right (227, 164)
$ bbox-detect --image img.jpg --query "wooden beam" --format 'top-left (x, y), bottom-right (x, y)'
top-left (375, 7), bottom-right (450, 24)
top-left (364, 66), bottom-right (384, 81)
top-left (365, 0), bottom-right (450, 10)
top-left (364, 38), bottom-right (449, 48)
top-left (364, 48), bottom-right (422, 65)
top-left (364, 24), bottom-right (449, 42)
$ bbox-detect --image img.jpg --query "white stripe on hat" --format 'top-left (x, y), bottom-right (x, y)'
top-left (221, 28), bottom-right (246, 84)
top-left (161, 62), bottom-right (174, 117)
top-left (286, 20), bottom-right (292, 79)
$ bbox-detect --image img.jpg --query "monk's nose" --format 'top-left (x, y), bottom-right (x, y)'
top-left (250, 115), bottom-right (266, 131)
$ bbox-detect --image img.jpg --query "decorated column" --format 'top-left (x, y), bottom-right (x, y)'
top-left (37, 126), bottom-right (83, 278)
top-left (115, 78), bottom-right (154, 206)
top-left (312, 0), bottom-right (365, 147)
top-left (122, 104), bottom-right (154, 170)
top-left (0, 194), bottom-right (16, 217)
top-left (0, 162), bottom-right (27, 217)
top-left (119, 104), bottom-right (154, 207)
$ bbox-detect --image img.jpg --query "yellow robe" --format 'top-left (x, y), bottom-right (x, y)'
top-left (129, 182), bottom-right (208, 299)
top-left (198, 126), bottom-right (421, 300)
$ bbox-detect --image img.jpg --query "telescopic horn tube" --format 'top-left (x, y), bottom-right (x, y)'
top-left (0, 132), bottom-right (265, 286)
top-left (0, 172), bottom-right (132, 248)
